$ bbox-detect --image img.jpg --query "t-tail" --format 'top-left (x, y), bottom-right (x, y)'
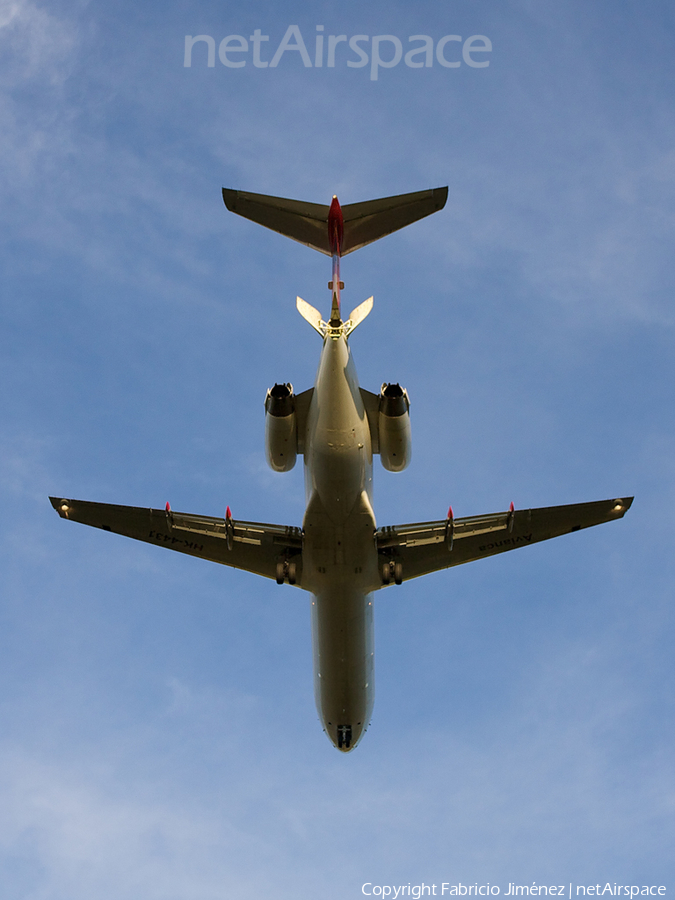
top-left (222, 185), bottom-right (448, 333)
top-left (328, 194), bottom-right (343, 323)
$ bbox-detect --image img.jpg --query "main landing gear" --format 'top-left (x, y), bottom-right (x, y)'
top-left (276, 558), bottom-right (297, 585)
top-left (381, 559), bottom-right (403, 585)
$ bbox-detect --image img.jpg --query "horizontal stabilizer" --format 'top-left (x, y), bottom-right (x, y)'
top-left (223, 187), bottom-right (448, 256)
top-left (340, 188), bottom-right (448, 254)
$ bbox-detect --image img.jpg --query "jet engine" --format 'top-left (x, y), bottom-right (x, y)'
top-left (265, 383), bottom-right (297, 472)
top-left (378, 383), bottom-right (411, 471)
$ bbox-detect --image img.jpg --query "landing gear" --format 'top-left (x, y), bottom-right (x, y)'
top-left (276, 558), bottom-right (298, 585)
top-left (381, 559), bottom-right (403, 586)
top-left (337, 724), bottom-right (352, 749)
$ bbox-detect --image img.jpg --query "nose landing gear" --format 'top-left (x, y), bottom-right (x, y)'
top-left (337, 724), bottom-right (352, 749)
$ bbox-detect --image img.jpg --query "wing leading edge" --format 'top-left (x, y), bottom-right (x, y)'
top-left (50, 497), bottom-right (303, 584)
top-left (376, 497), bottom-right (633, 585)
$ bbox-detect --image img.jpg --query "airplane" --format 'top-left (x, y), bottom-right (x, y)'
top-left (51, 186), bottom-right (633, 752)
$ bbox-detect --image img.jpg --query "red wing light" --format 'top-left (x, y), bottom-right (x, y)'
top-left (226, 505), bottom-right (232, 520)
top-left (445, 506), bottom-right (455, 551)
top-left (165, 502), bottom-right (171, 512)
top-left (509, 501), bottom-right (515, 512)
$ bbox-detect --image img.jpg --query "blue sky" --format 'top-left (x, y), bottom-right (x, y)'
top-left (1, 0), bottom-right (674, 897)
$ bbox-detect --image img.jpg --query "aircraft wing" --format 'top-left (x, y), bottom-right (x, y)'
top-left (375, 497), bottom-right (633, 585)
top-left (50, 497), bottom-right (303, 583)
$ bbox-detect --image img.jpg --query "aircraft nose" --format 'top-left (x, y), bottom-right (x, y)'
top-left (337, 725), bottom-right (352, 751)
top-left (326, 722), bottom-right (367, 752)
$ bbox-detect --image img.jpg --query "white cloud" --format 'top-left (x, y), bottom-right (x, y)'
top-left (0, 0), bottom-right (77, 85)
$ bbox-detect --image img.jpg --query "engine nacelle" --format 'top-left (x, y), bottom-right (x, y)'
top-left (378, 383), bottom-right (411, 472)
top-left (265, 383), bottom-right (297, 472)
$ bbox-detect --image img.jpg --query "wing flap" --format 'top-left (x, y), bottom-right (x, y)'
top-left (376, 497), bottom-right (633, 584)
top-left (378, 510), bottom-right (511, 549)
top-left (50, 497), bottom-right (303, 583)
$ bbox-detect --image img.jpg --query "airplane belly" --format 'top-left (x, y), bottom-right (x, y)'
top-left (308, 439), bottom-right (366, 523)
top-left (303, 331), bottom-right (373, 524)
top-left (311, 589), bottom-right (374, 752)
top-left (303, 489), bottom-right (378, 751)
top-left (302, 488), bottom-right (378, 590)
top-left (301, 326), bottom-right (380, 750)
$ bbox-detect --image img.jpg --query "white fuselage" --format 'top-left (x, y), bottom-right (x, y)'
top-left (302, 329), bottom-right (378, 751)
